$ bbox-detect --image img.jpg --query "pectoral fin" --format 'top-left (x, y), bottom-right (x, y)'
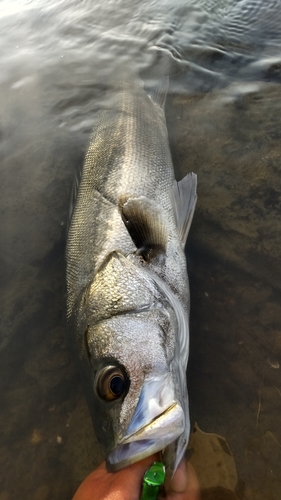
top-left (171, 172), bottom-right (197, 246)
top-left (118, 195), bottom-right (168, 261)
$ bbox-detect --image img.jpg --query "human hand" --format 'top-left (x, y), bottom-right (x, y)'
top-left (163, 458), bottom-right (200, 500)
top-left (72, 454), bottom-right (200, 500)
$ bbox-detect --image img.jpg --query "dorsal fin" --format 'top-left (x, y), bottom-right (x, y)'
top-left (171, 173), bottom-right (197, 246)
top-left (147, 76), bottom-right (169, 111)
top-left (118, 195), bottom-right (168, 261)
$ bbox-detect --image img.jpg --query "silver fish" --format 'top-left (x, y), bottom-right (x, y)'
top-left (66, 74), bottom-right (197, 476)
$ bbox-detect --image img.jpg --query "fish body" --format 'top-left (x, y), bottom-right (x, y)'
top-left (66, 75), bottom-right (197, 475)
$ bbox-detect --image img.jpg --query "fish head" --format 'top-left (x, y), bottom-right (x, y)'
top-left (85, 309), bottom-right (187, 471)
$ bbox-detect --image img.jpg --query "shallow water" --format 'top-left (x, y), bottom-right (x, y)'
top-left (0, 0), bottom-right (281, 498)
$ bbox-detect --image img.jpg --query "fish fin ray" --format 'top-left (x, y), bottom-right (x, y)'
top-left (171, 173), bottom-right (197, 246)
top-left (67, 163), bottom-right (83, 232)
top-left (147, 76), bottom-right (169, 110)
top-left (118, 195), bottom-right (168, 261)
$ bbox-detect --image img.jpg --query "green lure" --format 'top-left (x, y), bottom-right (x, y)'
top-left (140, 462), bottom-right (166, 500)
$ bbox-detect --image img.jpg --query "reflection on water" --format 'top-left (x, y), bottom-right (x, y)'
top-left (0, 0), bottom-right (281, 498)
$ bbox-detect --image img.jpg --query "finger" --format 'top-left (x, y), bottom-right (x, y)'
top-left (169, 458), bottom-right (188, 493)
top-left (166, 461), bottom-right (200, 500)
top-left (186, 463), bottom-right (200, 500)
top-left (117, 452), bottom-right (161, 485)
top-left (111, 454), bottom-right (161, 500)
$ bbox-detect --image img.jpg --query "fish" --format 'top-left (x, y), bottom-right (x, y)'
top-left (65, 72), bottom-right (197, 477)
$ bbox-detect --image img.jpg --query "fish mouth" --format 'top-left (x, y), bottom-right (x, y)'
top-left (106, 402), bottom-right (184, 471)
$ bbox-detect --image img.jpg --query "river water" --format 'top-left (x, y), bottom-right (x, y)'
top-left (1, 0), bottom-right (281, 499)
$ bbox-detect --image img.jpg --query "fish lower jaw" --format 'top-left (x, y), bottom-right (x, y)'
top-left (106, 438), bottom-right (170, 472)
top-left (106, 402), bottom-right (184, 471)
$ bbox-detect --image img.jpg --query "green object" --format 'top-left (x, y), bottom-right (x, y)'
top-left (140, 462), bottom-right (166, 500)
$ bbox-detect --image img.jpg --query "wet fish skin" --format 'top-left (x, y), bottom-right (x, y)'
top-left (66, 75), bottom-right (197, 475)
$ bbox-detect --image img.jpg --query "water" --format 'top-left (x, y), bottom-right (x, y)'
top-left (0, 0), bottom-right (281, 498)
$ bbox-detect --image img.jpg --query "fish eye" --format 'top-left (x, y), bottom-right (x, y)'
top-left (96, 366), bottom-right (129, 401)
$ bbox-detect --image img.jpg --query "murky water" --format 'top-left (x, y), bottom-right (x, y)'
top-left (1, 0), bottom-right (281, 498)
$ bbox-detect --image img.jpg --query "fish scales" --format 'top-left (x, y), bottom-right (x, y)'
top-left (66, 75), bottom-right (197, 478)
